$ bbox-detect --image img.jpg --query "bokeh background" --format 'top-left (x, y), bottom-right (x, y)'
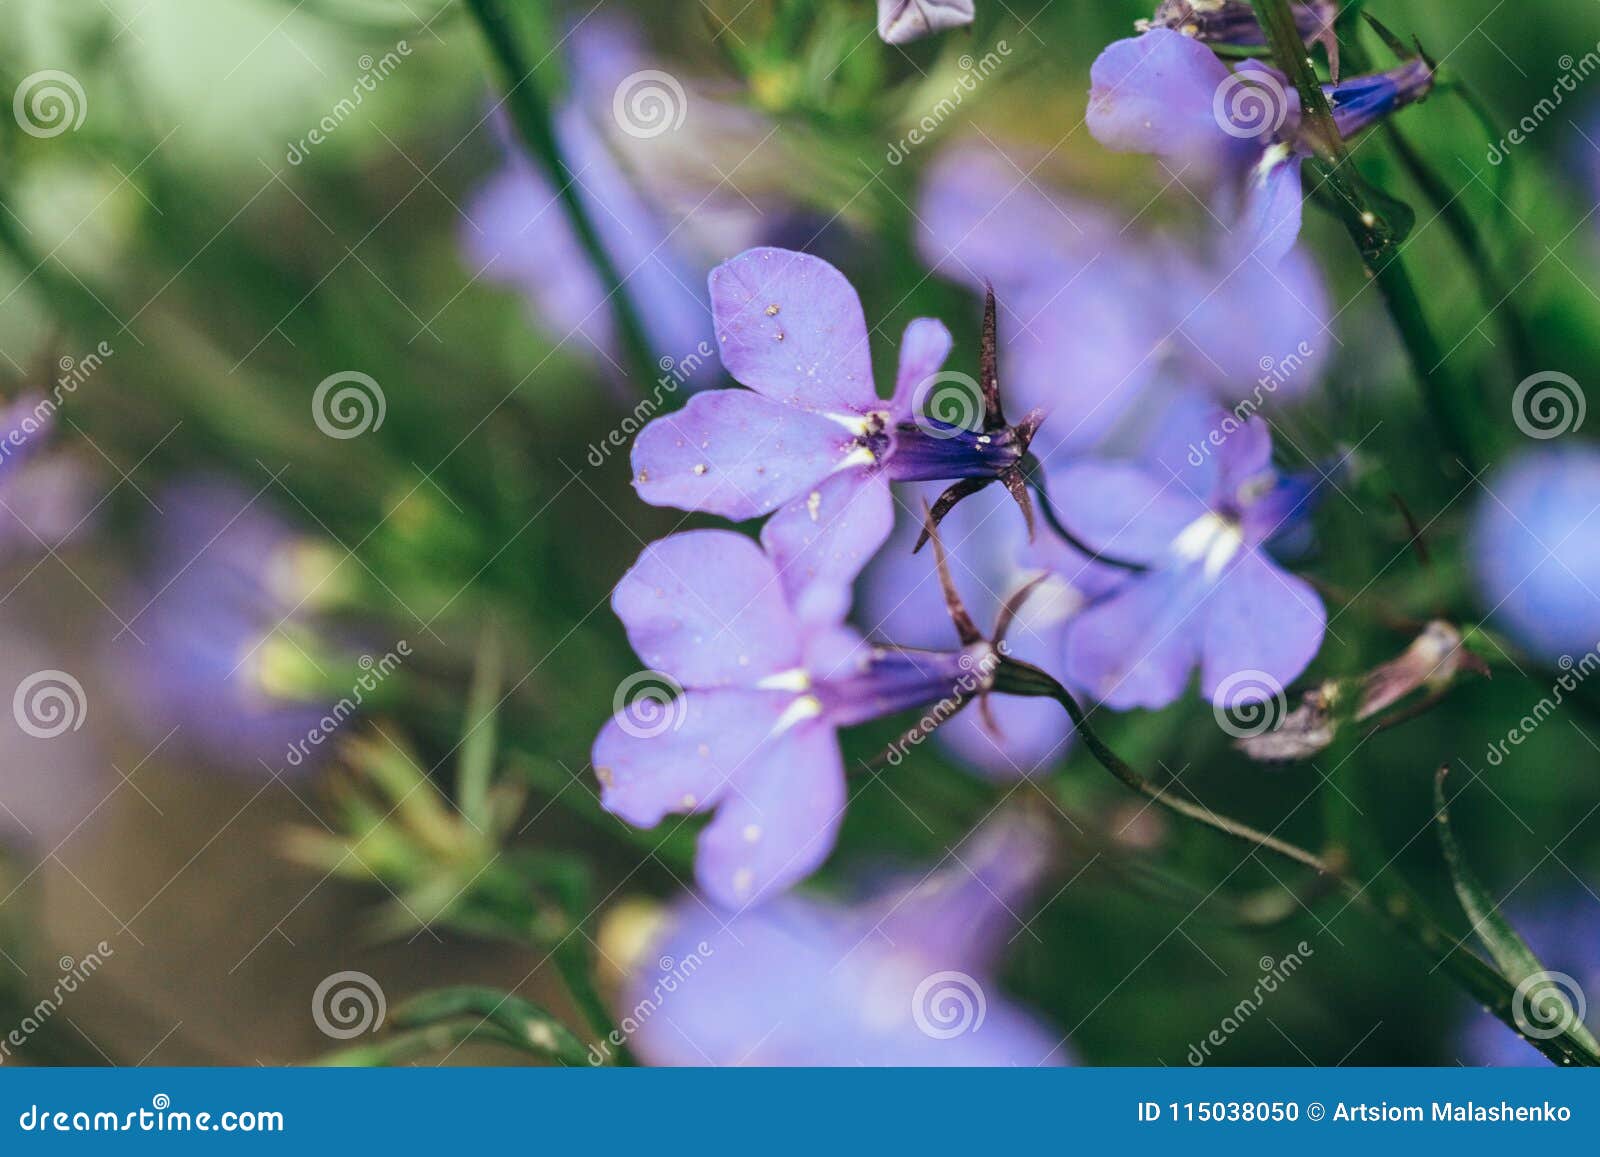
top-left (0, 0), bottom-right (1596, 1066)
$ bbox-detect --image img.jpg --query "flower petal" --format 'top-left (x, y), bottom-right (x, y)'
top-left (890, 317), bottom-right (954, 418)
top-left (760, 472), bottom-right (893, 628)
top-left (1062, 564), bottom-right (1208, 709)
top-left (877, 0), bottom-right (975, 44)
top-left (1042, 461), bottom-right (1205, 563)
top-left (696, 720), bottom-right (846, 908)
top-left (592, 688), bottom-right (792, 828)
top-left (632, 388), bottom-right (852, 519)
top-left (1236, 148), bottom-right (1305, 265)
top-left (1200, 548), bottom-right (1325, 702)
top-left (612, 530), bottom-right (801, 686)
top-left (708, 247), bottom-right (878, 413)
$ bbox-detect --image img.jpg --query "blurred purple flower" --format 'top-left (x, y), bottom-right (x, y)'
top-left (1469, 444), bottom-right (1600, 666)
top-left (1087, 29), bottom-right (1433, 263)
top-left (0, 393), bottom-right (94, 562)
top-left (1050, 396), bottom-right (1325, 709)
top-left (593, 523), bottom-right (1008, 909)
top-left (916, 144), bottom-right (1330, 451)
top-left (464, 19), bottom-right (775, 385)
top-left (110, 477), bottom-right (352, 776)
top-left (1139, 1), bottom-right (1340, 78)
top-left (616, 808), bottom-right (1070, 1065)
top-left (632, 246), bottom-right (1038, 533)
top-left (1457, 895), bottom-right (1600, 1066)
top-left (878, 0), bottom-right (975, 45)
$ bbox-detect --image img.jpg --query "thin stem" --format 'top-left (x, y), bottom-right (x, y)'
top-left (552, 935), bottom-right (636, 1066)
top-left (463, 0), bottom-right (659, 390)
top-left (993, 658), bottom-right (1600, 1067)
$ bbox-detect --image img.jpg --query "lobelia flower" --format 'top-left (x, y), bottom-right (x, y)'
top-left (1048, 393), bottom-right (1325, 710)
top-left (591, 512), bottom-right (1043, 908)
top-left (1138, 0), bottom-right (1340, 79)
top-left (863, 482), bottom-right (1120, 777)
top-left (1087, 28), bottom-right (1435, 263)
top-left (632, 246), bottom-right (1045, 546)
top-left (464, 19), bottom-right (780, 386)
top-left (1457, 895), bottom-right (1600, 1066)
top-left (108, 477), bottom-right (361, 775)
top-left (603, 808), bottom-right (1070, 1065)
top-left (916, 143), bottom-right (1330, 452)
top-left (877, 0), bottom-right (975, 46)
top-left (1468, 444), bottom-right (1600, 666)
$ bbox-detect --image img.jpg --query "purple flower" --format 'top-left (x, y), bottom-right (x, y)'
top-left (0, 393), bottom-right (93, 562)
top-left (1457, 895), bottom-right (1600, 1066)
top-left (1050, 395), bottom-right (1325, 709)
top-left (464, 19), bottom-right (774, 385)
top-left (1138, 1), bottom-right (1340, 78)
top-left (1088, 29), bottom-right (1434, 263)
top-left (611, 808), bottom-right (1069, 1065)
top-left (1469, 444), bottom-right (1600, 666)
top-left (632, 246), bottom-right (1042, 540)
top-left (108, 477), bottom-right (357, 775)
top-left (916, 144), bottom-right (1330, 451)
top-left (878, 0), bottom-right (975, 45)
top-left (593, 520), bottom-right (1015, 908)
top-left (863, 482), bottom-right (1118, 777)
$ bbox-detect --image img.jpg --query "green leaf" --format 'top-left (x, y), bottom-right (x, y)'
top-left (457, 624), bottom-right (503, 831)
top-left (1434, 767), bottom-right (1600, 1056)
top-left (392, 986), bottom-right (594, 1066)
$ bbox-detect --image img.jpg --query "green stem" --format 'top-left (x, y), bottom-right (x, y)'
top-left (552, 935), bottom-right (636, 1066)
top-left (463, 0), bottom-right (659, 390)
top-left (1249, 0), bottom-right (1490, 472)
top-left (993, 658), bottom-right (1600, 1067)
